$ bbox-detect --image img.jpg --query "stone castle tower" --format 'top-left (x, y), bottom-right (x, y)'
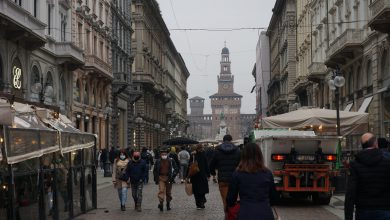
top-left (210, 45), bottom-right (242, 140)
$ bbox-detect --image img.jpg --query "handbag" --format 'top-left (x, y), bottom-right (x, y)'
top-left (0, 97), bottom-right (12, 126)
top-left (184, 179), bottom-right (193, 196)
top-left (227, 202), bottom-right (240, 220)
top-left (187, 155), bottom-right (200, 177)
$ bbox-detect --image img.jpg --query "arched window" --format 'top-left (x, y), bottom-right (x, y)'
top-left (59, 75), bottom-right (66, 103)
top-left (74, 79), bottom-right (81, 102)
top-left (83, 83), bottom-right (89, 105)
top-left (366, 60), bottom-right (373, 86)
top-left (381, 50), bottom-right (389, 79)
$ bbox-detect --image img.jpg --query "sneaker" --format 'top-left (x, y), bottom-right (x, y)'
top-left (136, 206), bottom-right (142, 212)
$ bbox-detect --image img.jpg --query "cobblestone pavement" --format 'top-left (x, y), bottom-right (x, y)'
top-left (76, 171), bottom-right (343, 220)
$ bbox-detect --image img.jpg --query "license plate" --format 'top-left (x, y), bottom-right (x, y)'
top-left (296, 155), bottom-right (315, 161)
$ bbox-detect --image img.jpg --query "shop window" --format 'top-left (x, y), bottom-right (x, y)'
top-left (74, 79), bottom-right (81, 102)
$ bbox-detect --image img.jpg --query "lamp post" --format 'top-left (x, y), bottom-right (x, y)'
top-left (328, 66), bottom-right (345, 169)
top-left (135, 115), bottom-right (143, 151)
top-left (154, 123), bottom-right (160, 147)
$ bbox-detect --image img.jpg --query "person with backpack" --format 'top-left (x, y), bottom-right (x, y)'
top-left (125, 151), bottom-right (148, 212)
top-left (112, 149), bottom-right (130, 211)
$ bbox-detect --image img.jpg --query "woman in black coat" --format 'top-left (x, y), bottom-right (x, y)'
top-left (226, 143), bottom-right (277, 220)
top-left (189, 144), bottom-right (210, 209)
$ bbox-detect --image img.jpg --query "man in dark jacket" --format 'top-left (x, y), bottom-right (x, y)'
top-left (153, 148), bottom-right (179, 212)
top-left (345, 133), bottom-right (390, 220)
top-left (141, 147), bottom-right (154, 183)
top-left (209, 134), bottom-right (241, 215)
top-left (125, 151), bottom-right (147, 212)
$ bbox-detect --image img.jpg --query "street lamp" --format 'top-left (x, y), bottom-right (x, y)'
top-left (328, 66), bottom-right (345, 169)
top-left (135, 115), bottom-right (143, 151)
top-left (154, 123), bottom-right (160, 146)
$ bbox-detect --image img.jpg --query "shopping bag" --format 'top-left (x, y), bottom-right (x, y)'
top-left (185, 179), bottom-right (193, 196)
top-left (227, 202), bottom-right (240, 220)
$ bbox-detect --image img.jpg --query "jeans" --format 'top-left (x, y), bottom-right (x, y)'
top-left (131, 182), bottom-right (144, 206)
top-left (117, 187), bottom-right (128, 206)
top-left (180, 163), bottom-right (188, 179)
top-left (144, 165), bottom-right (150, 183)
top-left (356, 210), bottom-right (390, 220)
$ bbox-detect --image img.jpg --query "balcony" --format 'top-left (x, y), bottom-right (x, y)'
top-left (54, 42), bottom-right (84, 70)
top-left (368, 0), bottom-right (390, 33)
top-left (84, 55), bottom-right (112, 79)
top-left (112, 72), bottom-right (129, 95)
top-left (0, 0), bottom-right (46, 50)
top-left (325, 29), bottom-right (364, 68)
top-left (308, 62), bottom-right (327, 83)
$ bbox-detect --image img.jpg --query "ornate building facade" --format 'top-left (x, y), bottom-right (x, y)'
top-left (131, 0), bottom-right (189, 149)
top-left (188, 46), bottom-right (256, 141)
top-left (72, 0), bottom-right (112, 150)
top-left (266, 0), bottom-right (297, 116)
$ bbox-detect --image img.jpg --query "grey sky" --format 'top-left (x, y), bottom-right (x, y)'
top-left (158, 0), bottom-right (275, 114)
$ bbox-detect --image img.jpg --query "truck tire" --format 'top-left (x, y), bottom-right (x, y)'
top-left (312, 193), bottom-right (331, 205)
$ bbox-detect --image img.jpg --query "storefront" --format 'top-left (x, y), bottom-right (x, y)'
top-left (0, 102), bottom-right (97, 220)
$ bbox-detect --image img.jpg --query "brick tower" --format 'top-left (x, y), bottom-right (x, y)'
top-left (210, 44), bottom-right (242, 140)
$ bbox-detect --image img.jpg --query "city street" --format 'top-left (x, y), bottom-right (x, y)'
top-left (75, 171), bottom-right (344, 220)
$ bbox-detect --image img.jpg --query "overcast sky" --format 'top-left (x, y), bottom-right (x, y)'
top-left (158, 0), bottom-right (275, 114)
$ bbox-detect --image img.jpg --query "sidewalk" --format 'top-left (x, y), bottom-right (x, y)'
top-left (96, 169), bottom-right (112, 190)
top-left (322, 194), bottom-right (345, 219)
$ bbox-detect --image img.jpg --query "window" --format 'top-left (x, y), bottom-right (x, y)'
top-left (100, 41), bottom-right (104, 59)
top-left (91, 87), bottom-right (96, 106)
top-left (84, 83), bottom-right (89, 105)
top-left (33, 0), bottom-right (37, 17)
top-left (78, 23), bottom-right (83, 48)
top-left (59, 75), bottom-right (66, 103)
top-left (74, 79), bottom-right (81, 102)
top-left (356, 67), bottom-right (362, 90)
top-left (86, 30), bottom-right (91, 53)
top-left (93, 36), bottom-right (97, 54)
top-left (366, 60), bottom-right (372, 86)
top-left (99, 3), bottom-right (103, 19)
top-left (61, 14), bottom-right (67, 41)
top-left (92, 0), bottom-right (96, 14)
top-left (348, 73), bottom-right (354, 95)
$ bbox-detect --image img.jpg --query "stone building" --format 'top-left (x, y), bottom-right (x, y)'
top-left (188, 46), bottom-right (256, 141)
top-left (72, 0), bottom-right (113, 150)
top-left (254, 31), bottom-right (271, 121)
top-left (111, 0), bottom-right (139, 149)
top-left (266, 0), bottom-right (297, 116)
top-left (131, 0), bottom-right (189, 149)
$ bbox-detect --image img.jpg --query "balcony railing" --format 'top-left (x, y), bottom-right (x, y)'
top-left (85, 55), bottom-right (112, 78)
top-left (369, 0), bottom-right (390, 33)
top-left (54, 42), bottom-right (84, 65)
top-left (325, 29), bottom-right (364, 67)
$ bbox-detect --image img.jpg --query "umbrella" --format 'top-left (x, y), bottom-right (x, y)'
top-left (163, 137), bottom-right (199, 145)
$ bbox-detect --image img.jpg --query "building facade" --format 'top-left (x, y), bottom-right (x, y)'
top-left (254, 31), bottom-right (271, 121)
top-left (131, 0), bottom-right (189, 149)
top-left (111, 0), bottom-right (138, 149)
top-left (72, 0), bottom-right (113, 150)
top-left (266, 0), bottom-right (297, 116)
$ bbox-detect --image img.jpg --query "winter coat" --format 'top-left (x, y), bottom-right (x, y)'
top-left (112, 158), bottom-right (130, 189)
top-left (209, 142), bottom-right (241, 183)
top-left (345, 148), bottom-right (390, 220)
top-left (109, 149), bottom-right (117, 163)
top-left (226, 170), bottom-right (276, 220)
top-left (189, 151), bottom-right (210, 195)
top-left (125, 159), bottom-right (148, 184)
top-left (153, 158), bottom-right (179, 183)
top-left (178, 150), bottom-right (190, 165)
top-left (141, 151), bottom-right (154, 166)
top-left (169, 152), bottom-right (180, 168)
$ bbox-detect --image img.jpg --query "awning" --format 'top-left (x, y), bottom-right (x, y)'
top-left (344, 103), bottom-right (353, 111)
top-left (262, 108), bottom-right (369, 135)
top-left (358, 96), bottom-right (373, 113)
top-left (4, 103), bottom-right (59, 164)
top-left (38, 110), bottom-right (95, 154)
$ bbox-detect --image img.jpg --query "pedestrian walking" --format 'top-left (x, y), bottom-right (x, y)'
top-left (169, 147), bottom-right (180, 183)
top-left (112, 149), bottom-right (130, 211)
top-left (209, 134), bottom-right (241, 217)
top-left (153, 148), bottom-right (179, 212)
top-left (178, 146), bottom-right (190, 183)
top-left (189, 144), bottom-right (210, 210)
top-left (97, 150), bottom-right (103, 171)
top-left (345, 133), bottom-right (390, 220)
top-left (125, 151), bottom-right (148, 212)
top-left (141, 147), bottom-right (154, 183)
top-left (101, 148), bottom-right (108, 171)
top-left (109, 147), bottom-right (117, 171)
top-left (226, 143), bottom-right (277, 220)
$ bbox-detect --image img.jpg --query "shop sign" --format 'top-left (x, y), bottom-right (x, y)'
top-left (12, 65), bottom-right (22, 89)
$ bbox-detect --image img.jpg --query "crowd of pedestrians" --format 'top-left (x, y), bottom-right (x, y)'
top-left (100, 132), bottom-right (390, 220)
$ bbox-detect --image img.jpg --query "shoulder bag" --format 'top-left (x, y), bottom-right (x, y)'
top-left (187, 155), bottom-right (200, 177)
